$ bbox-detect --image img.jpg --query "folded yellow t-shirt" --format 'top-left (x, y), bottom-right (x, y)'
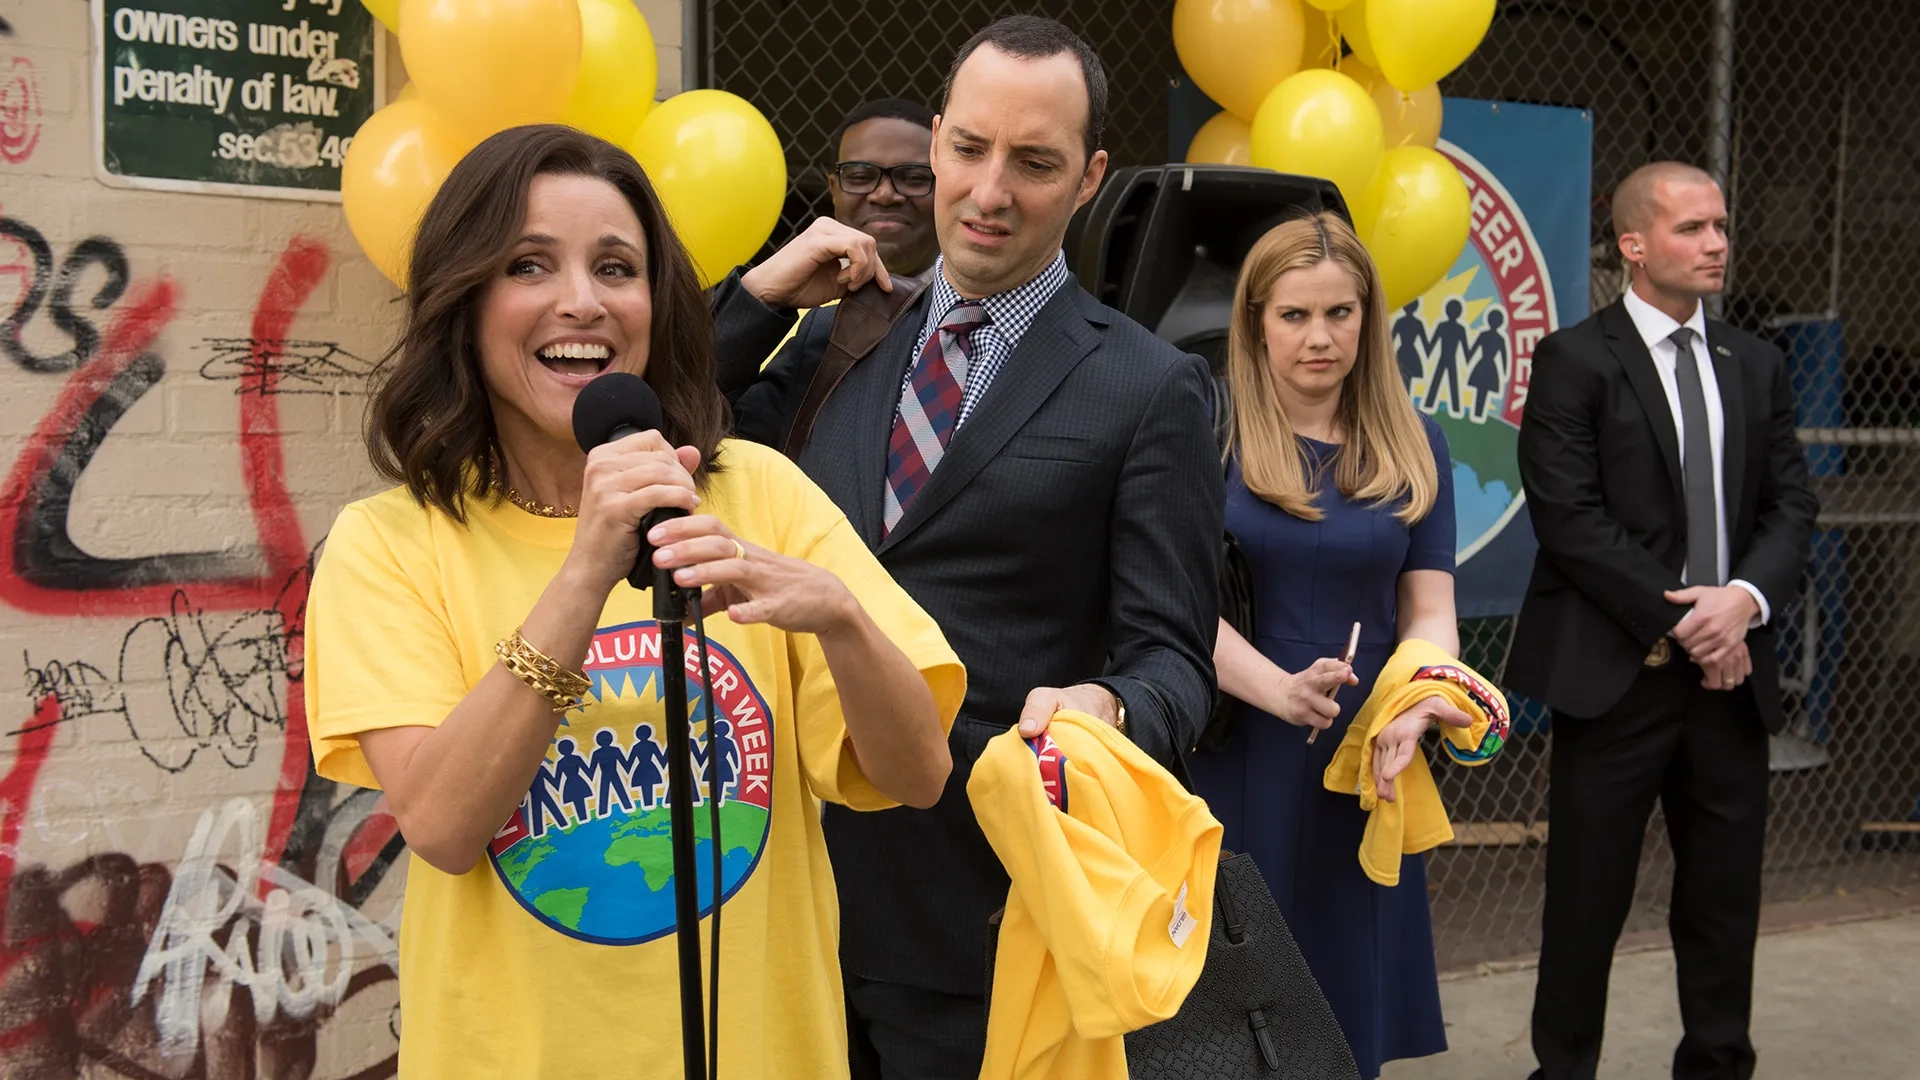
top-left (970, 711), bottom-right (1223, 1079)
top-left (1322, 639), bottom-right (1510, 886)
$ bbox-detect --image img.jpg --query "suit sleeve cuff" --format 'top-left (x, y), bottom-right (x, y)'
top-left (1730, 579), bottom-right (1771, 627)
top-left (1085, 676), bottom-right (1175, 762)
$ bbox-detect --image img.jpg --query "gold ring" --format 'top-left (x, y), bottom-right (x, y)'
top-left (730, 538), bottom-right (746, 560)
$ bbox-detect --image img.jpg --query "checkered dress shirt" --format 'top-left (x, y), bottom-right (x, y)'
top-left (906, 251), bottom-right (1071, 430)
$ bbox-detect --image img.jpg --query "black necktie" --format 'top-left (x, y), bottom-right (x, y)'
top-left (1669, 326), bottom-right (1720, 586)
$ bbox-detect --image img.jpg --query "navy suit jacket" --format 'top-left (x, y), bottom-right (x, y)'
top-left (710, 271), bottom-right (1223, 993)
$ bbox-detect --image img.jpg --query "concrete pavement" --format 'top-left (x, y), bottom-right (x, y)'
top-left (1382, 911), bottom-right (1920, 1079)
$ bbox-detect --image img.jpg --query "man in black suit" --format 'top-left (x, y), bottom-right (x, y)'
top-left (1510, 162), bottom-right (1817, 1080)
top-left (708, 16), bottom-right (1221, 1079)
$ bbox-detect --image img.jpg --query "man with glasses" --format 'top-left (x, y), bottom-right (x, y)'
top-left (735, 99), bottom-right (939, 404)
top-left (830, 98), bottom-right (939, 285)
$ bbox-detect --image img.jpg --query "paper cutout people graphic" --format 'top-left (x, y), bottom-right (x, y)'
top-left (553, 737), bottom-right (594, 826)
top-left (528, 755), bottom-right (569, 838)
top-left (1422, 299), bottom-right (1471, 417)
top-left (1392, 300), bottom-right (1431, 393)
top-left (695, 719), bottom-right (741, 808)
top-left (627, 724), bottom-right (666, 810)
top-left (1467, 309), bottom-right (1508, 420)
top-left (589, 729), bottom-right (634, 817)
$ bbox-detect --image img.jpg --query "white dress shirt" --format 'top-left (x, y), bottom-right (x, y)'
top-left (1620, 287), bottom-right (1771, 624)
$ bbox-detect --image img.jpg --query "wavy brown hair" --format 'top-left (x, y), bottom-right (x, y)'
top-left (1226, 212), bottom-right (1438, 524)
top-left (364, 124), bottom-right (727, 522)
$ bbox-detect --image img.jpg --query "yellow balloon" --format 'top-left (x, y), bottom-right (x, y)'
top-left (400, 0), bottom-right (582, 143)
top-left (629, 91), bottom-right (786, 287)
top-left (1304, 0), bottom-right (1355, 9)
top-left (1354, 146), bottom-right (1471, 308)
top-left (1300, 7), bottom-right (1342, 70)
top-left (342, 99), bottom-right (465, 287)
top-left (1248, 69), bottom-right (1384, 208)
top-left (1172, 0), bottom-right (1307, 122)
top-left (1337, 58), bottom-right (1441, 149)
top-left (1187, 111), bottom-right (1253, 166)
top-left (562, 0), bottom-right (658, 144)
top-left (394, 81), bottom-right (418, 103)
top-left (1368, 0), bottom-right (1496, 92)
top-left (361, 0), bottom-right (400, 32)
top-left (1338, 0), bottom-right (1378, 68)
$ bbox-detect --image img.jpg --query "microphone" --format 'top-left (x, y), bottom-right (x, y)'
top-left (572, 372), bottom-right (685, 592)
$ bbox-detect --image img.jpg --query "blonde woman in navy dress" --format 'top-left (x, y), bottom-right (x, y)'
top-left (1189, 213), bottom-right (1471, 1078)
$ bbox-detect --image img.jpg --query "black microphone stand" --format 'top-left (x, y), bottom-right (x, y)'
top-left (651, 560), bottom-right (708, 1080)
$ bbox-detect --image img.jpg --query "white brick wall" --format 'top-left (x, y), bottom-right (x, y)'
top-left (0, 1), bottom-right (684, 1073)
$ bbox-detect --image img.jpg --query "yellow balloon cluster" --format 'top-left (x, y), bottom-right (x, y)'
top-left (346, 0), bottom-right (784, 289)
top-left (1173, 0), bottom-right (1492, 306)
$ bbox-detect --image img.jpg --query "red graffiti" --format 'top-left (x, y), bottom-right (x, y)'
top-left (0, 55), bottom-right (40, 165)
top-left (0, 696), bottom-right (59, 919)
top-left (0, 239), bottom-right (333, 854)
top-left (0, 277), bottom-right (186, 615)
top-left (245, 238), bottom-right (332, 867)
top-left (0, 237), bottom-right (402, 1078)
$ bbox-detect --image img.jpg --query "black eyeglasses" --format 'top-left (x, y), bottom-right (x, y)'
top-left (830, 161), bottom-right (935, 197)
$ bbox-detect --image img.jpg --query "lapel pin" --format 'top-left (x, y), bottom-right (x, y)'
top-left (1714, 345), bottom-right (1732, 357)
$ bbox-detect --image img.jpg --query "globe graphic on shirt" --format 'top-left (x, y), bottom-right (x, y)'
top-left (487, 621), bottom-right (776, 945)
top-left (1399, 141), bottom-right (1562, 564)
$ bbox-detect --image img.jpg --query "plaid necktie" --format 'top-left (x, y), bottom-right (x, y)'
top-left (884, 301), bottom-right (989, 533)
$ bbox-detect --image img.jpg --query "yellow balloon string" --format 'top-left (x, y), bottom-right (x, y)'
top-left (1323, 12), bottom-right (1341, 67)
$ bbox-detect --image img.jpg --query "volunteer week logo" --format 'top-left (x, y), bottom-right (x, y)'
top-left (488, 621), bottom-right (775, 945)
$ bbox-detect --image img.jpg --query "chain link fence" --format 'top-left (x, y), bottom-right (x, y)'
top-left (702, 0), bottom-right (1178, 255)
top-left (1434, 0), bottom-right (1920, 971)
top-left (699, 0), bottom-right (1920, 971)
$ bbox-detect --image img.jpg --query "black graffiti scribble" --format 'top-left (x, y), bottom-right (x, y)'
top-left (12, 346), bottom-right (276, 592)
top-left (197, 337), bottom-right (378, 395)
top-left (1, 218), bottom-right (130, 373)
top-left (19, 656), bottom-right (115, 727)
top-left (18, 549), bottom-right (315, 772)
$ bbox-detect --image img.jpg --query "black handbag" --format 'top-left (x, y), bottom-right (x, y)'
top-left (1122, 849), bottom-right (1360, 1079)
top-left (983, 718), bottom-right (1360, 1080)
top-left (1199, 376), bottom-right (1257, 753)
top-left (1121, 739), bottom-right (1360, 1080)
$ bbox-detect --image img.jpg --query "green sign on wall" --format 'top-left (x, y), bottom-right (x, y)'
top-left (91, 0), bottom-right (383, 200)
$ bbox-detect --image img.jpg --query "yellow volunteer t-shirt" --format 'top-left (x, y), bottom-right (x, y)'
top-left (304, 439), bottom-right (964, 1079)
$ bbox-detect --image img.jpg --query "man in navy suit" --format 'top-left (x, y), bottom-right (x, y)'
top-left (709, 16), bottom-right (1221, 1078)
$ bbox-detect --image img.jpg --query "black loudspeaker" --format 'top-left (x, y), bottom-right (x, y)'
top-left (1065, 165), bottom-right (1350, 374)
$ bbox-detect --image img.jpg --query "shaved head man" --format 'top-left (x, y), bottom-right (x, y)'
top-left (1611, 162), bottom-right (1729, 320)
top-left (1510, 160), bottom-right (1815, 1080)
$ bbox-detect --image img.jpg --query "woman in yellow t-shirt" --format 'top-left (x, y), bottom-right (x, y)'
top-left (304, 124), bottom-right (964, 1079)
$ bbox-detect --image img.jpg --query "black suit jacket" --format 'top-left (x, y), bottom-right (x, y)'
top-left (1508, 300), bottom-right (1817, 730)
top-left (710, 272), bottom-right (1223, 993)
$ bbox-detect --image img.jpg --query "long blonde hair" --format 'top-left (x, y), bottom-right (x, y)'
top-left (1226, 213), bottom-right (1438, 524)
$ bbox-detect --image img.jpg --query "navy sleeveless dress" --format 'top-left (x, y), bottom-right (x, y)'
top-left (1189, 416), bottom-right (1456, 1078)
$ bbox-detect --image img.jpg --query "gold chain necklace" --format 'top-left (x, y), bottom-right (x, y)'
top-left (503, 487), bottom-right (578, 518)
